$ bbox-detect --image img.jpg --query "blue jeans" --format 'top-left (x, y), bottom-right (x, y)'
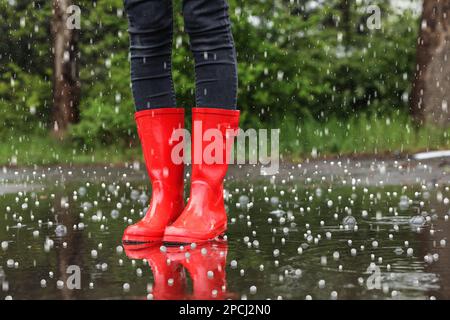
top-left (124, 0), bottom-right (238, 111)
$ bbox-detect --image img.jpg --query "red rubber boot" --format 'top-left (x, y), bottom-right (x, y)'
top-left (163, 108), bottom-right (240, 244)
top-left (123, 108), bottom-right (185, 243)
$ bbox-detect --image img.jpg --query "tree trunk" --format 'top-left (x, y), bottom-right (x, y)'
top-left (339, 0), bottom-right (352, 48)
top-left (51, 0), bottom-right (80, 137)
top-left (410, 0), bottom-right (450, 127)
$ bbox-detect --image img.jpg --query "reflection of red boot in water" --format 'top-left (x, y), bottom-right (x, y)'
top-left (125, 242), bottom-right (230, 300)
top-left (168, 241), bottom-right (229, 300)
top-left (124, 244), bottom-right (186, 300)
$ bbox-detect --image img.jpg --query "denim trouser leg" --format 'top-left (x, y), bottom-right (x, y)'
top-left (183, 0), bottom-right (238, 110)
top-left (124, 0), bottom-right (176, 110)
top-left (124, 0), bottom-right (238, 111)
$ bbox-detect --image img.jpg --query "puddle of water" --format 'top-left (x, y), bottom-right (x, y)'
top-left (0, 167), bottom-right (449, 300)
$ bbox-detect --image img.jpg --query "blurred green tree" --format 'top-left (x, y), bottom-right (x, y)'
top-left (0, 0), bottom-right (419, 147)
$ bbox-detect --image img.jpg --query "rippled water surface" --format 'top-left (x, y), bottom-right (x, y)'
top-left (1, 161), bottom-right (449, 300)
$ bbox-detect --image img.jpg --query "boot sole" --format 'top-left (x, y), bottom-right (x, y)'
top-left (163, 227), bottom-right (226, 245)
top-left (122, 234), bottom-right (162, 244)
top-left (123, 242), bottom-right (161, 251)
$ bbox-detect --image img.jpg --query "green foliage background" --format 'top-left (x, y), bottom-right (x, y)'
top-left (0, 0), bottom-right (424, 162)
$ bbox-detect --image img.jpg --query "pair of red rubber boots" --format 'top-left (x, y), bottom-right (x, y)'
top-left (123, 107), bottom-right (239, 244)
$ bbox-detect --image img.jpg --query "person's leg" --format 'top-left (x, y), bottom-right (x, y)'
top-left (182, 0), bottom-right (238, 109)
top-left (125, 0), bottom-right (176, 110)
top-left (163, 0), bottom-right (240, 244)
top-left (123, 0), bottom-right (185, 243)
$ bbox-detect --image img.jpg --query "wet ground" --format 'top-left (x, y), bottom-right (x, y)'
top-left (1, 157), bottom-right (450, 300)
